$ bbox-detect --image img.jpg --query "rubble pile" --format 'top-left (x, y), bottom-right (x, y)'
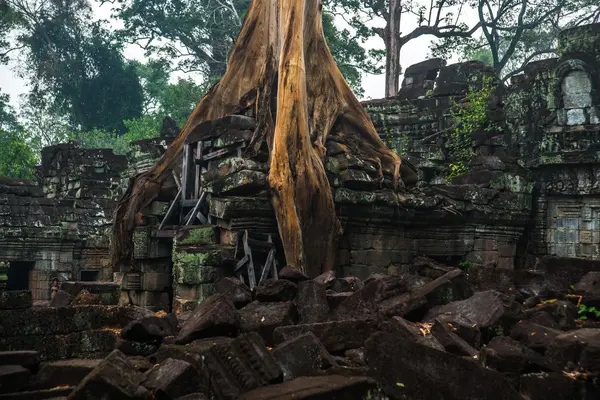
top-left (3, 258), bottom-right (600, 399)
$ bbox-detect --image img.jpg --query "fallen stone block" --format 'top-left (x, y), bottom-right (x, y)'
top-left (68, 350), bottom-right (146, 400)
top-left (155, 337), bottom-right (233, 388)
top-left (204, 332), bottom-right (282, 399)
top-left (0, 365), bottom-right (31, 394)
top-left (121, 314), bottom-right (178, 343)
top-left (332, 274), bottom-right (430, 320)
top-left (0, 351), bottom-right (40, 371)
top-left (49, 290), bottom-right (74, 307)
top-left (425, 290), bottom-right (522, 341)
top-left (365, 332), bottom-right (522, 400)
top-left (256, 279), bottom-right (298, 302)
top-left (431, 318), bottom-right (478, 356)
top-left (216, 277), bottom-right (252, 308)
top-left (238, 375), bottom-right (378, 400)
top-left (240, 301), bottom-right (297, 345)
top-left (32, 359), bottom-right (101, 389)
top-left (0, 387), bottom-right (75, 399)
top-left (480, 336), bottom-right (527, 373)
top-left (510, 321), bottom-right (563, 354)
top-left (326, 291), bottom-right (352, 310)
top-left (271, 332), bottom-right (336, 381)
top-left (313, 271), bottom-right (336, 286)
top-left (519, 372), bottom-right (600, 400)
top-left (273, 319), bottom-right (379, 353)
top-left (127, 356), bottom-right (153, 373)
top-left (176, 294), bottom-right (239, 345)
top-left (295, 281), bottom-right (329, 324)
top-left (0, 291), bottom-right (32, 310)
top-left (143, 358), bottom-right (201, 400)
top-left (278, 267), bottom-right (309, 283)
top-left (524, 300), bottom-right (577, 330)
top-left (546, 328), bottom-right (600, 372)
top-left (117, 338), bottom-right (160, 357)
top-left (574, 272), bottom-right (600, 308)
top-left (382, 316), bottom-right (444, 351)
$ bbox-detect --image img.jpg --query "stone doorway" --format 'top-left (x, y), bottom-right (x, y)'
top-left (80, 270), bottom-right (100, 282)
top-left (5, 261), bottom-right (34, 291)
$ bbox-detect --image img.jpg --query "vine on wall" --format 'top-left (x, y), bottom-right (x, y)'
top-left (445, 76), bottom-right (499, 181)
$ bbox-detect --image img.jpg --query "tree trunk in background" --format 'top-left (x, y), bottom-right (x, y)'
top-left (111, 0), bottom-right (401, 277)
top-left (385, 0), bottom-right (402, 97)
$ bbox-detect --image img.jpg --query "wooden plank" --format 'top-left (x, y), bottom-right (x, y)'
top-left (194, 141), bottom-right (202, 199)
top-left (259, 248), bottom-right (275, 283)
top-left (152, 230), bottom-right (177, 238)
top-left (181, 145), bottom-right (190, 201)
top-left (158, 189), bottom-right (181, 231)
top-left (234, 255), bottom-right (249, 272)
top-left (272, 259), bottom-right (279, 279)
top-left (185, 191), bottom-right (206, 226)
top-left (203, 148), bottom-right (232, 161)
top-left (243, 230), bottom-right (256, 289)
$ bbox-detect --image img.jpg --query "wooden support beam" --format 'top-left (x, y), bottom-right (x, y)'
top-left (195, 141), bottom-right (202, 198)
top-left (235, 254), bottom-right (249, 272)
top-left (259, 248), bottom-right (275, 283)
top-left (243, 230), bottom-right (256, 289)
top-left (185, 191), bottom-right (207, 226)
top-left (158, 189), bottom-right (181, 231)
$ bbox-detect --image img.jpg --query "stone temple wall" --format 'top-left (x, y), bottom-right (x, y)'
top-left (2, 23), bottom-right (599, 312)
top-left (0, 137), bottom-right (172, 303)
top-left (374, 23), bottom-right (600, 274)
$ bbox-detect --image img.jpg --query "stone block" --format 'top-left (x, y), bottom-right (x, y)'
top-left (174, 264), bottom-right (230, 285)
top-left (239, 375), bottom-right (376, 400)
top-left (143, 358), bottom-right (200, 400)
top-left (68, 350), bottom-right (146, 400)
top-left (176, 294), bottom-right (239, 345)
top-left (0, 291), bottom-right (32, 310)
top-left (0, 364), bottom-right (31, 394)
top-left (566, 108), bottom-right (587, 125)
top-left (141, 273), bottom-right (171, 292)
top-left (273, 319), bottom-right (379, 353)
top-left (240, 301), bottom-right (297, 345)
top-left (120, 290), bottom-right (170, 309)
top-left (271, 332), bottom-right (336, 381)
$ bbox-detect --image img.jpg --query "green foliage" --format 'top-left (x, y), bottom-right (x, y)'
top-left (3, 0), bottom-right (144, 133)
top-left (74, 115), bottom-right (160, 155)
top-left (458, 260), bottom-right (473, 271)
top-left (0, 129), bottom-right (38, 180)
top-left (0, 91), bottom-right (37, 179)
top-left (445, 76), bottom-right (497, 181)
top-left (321, 11), bottom-right (383, 97)
top-left (578, 304), bottom-right (600, 321)
top-left (112, 0), bottom-right (376, 96)
top-left (382, 126), bottom-right (409, 157)
top-left (431, 0), bottom-right (600, 81)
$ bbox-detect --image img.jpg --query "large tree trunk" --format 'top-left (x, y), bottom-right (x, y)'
top-left (111, 0), bottom-right (401, 277)
top-left (385, 0), bottom-right (402, 97)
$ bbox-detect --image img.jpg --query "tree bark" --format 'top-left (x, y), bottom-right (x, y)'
top-left (384, 0), bottom-right (402, 97)
top-left (111, 0), bottom-right (401, 277)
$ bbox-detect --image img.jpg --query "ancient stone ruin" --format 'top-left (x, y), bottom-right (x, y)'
top-left (1, 22), bottom-right (600, 400)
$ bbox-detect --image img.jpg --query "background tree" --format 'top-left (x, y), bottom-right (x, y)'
top-left (0, 91), bottom-right (37, 179)
top-left (433, 0), bottom-right (600, 81)
top-left (324, 0), bottom-right (479, 97)
top-left (3, 0), bottom-right (144, 133)
top-left (107, 0), bottom-right (381, 96)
